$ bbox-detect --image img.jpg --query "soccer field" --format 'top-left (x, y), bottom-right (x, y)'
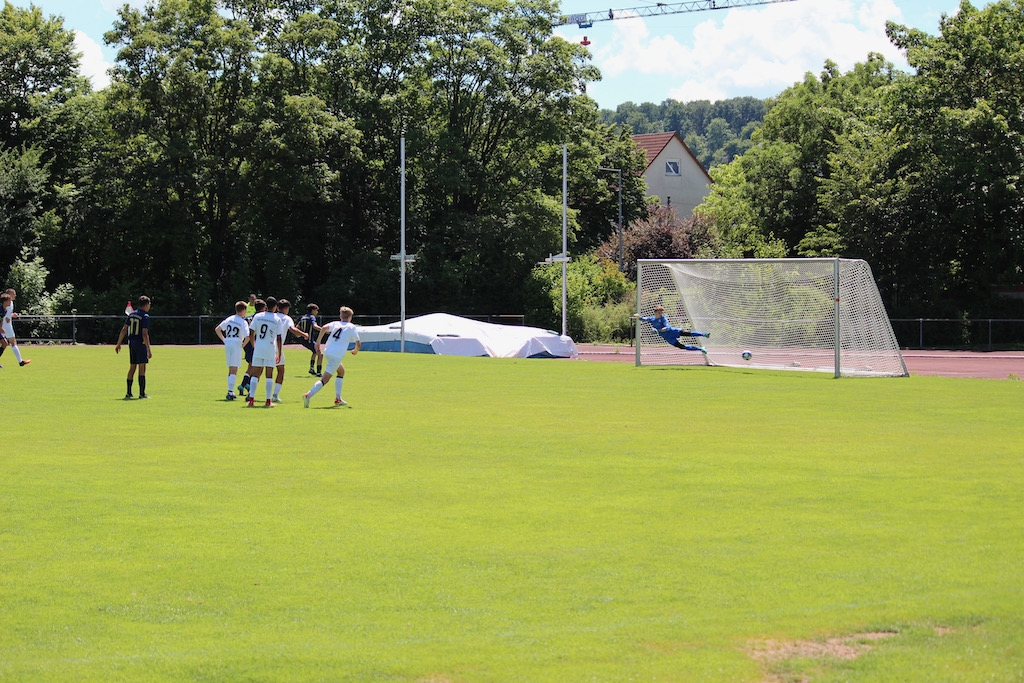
top-left (2, 346), bottom-right (1023, 681)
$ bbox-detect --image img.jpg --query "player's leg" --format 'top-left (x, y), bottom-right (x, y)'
top-left (246, 365), bottom-right (265, 406)
top-left (273, 361), bottom-right (285, 402)
top-left (239, 342), bottom-right (255, 395)
top-left (137, 360), bottom-right (148, 398)
top-left (259, 361), bottom-right (274, 405)
top-left (303, 356), bottom-right (339, 407)
top-left (225, 344), bottom-right (241, 400)
top-left (126, 361), bottom-right (138, 397)
top-left (683, 330), bottom-right (710, 338)
top-left (304, 340), bottom-right (317, 375)
top-left (334, 363), bottom-right (346, 405)
top-left (7, 336), bottom-right (28, 365)
top-left (672, 341), bottom-right (707, 353)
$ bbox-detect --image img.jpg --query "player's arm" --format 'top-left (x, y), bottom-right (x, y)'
top-left (115, 324), bottom-right (127, 353)
top-left (288, 324), bottom-right (309, 340)
top-left (315, 326), bottom-right (329, 348)
top-left (350, 339), bottom-right (360, 355)
top-left (142, 328), bottom-right (152, 359)
top-left (275, 334), bottom-right (283, 363)
top-left (215, 324), bottom-right (226, 342)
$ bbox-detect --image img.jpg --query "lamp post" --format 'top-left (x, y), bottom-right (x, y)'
top-left (390, 135), bottom-right (416, 352)
top-left (598, 166), bottom-right (623, 271)
top-left (539, 146), bottom-right (571, 338)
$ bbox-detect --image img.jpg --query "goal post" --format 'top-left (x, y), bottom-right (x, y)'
top-left (635, 258), bottom-right (908, 377)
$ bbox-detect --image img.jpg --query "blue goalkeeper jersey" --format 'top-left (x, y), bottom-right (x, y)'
top-left (641, 315), bottom-right (684, 345)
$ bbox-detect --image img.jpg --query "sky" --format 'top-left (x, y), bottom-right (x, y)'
top-left (35, 0), bottom-right (967, 109)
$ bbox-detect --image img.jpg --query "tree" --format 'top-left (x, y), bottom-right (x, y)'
top-left (882, 0), bottom-right (1024, 312)
top-left (0, 1), bottom-right (84, 148)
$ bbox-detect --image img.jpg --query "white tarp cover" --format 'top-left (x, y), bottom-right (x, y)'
top-left (357, 313), bottom-right (578, 358)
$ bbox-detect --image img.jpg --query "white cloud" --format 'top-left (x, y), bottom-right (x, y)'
top-left (588, 0), bottom-right (908, 103)
top-left (74, 30), bottom-right (112, 90)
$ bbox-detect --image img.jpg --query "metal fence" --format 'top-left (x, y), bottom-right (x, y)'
top-left (9, 314), bottom-right (527, 346)
top-left (9, 314), bottom-right (1024, 350)
top-left (889, 318), bottom-right (1024, 351)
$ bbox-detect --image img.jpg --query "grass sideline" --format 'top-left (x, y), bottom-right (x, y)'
top-left (2, 345), bottom-right (1023, 681)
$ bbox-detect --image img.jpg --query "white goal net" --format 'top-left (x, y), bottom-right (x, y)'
top-left (635, 258), bottom-right (908, 377)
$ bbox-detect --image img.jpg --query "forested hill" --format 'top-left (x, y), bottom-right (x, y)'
top-left (599, 97), bottom-right (768, 168)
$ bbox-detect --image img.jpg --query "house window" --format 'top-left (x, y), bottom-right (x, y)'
top-left (665, 160), bottom-right (680, 176)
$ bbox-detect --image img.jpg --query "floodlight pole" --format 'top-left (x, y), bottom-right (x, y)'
top-left (390, 135), bottom-right (417, 352)
top-left (562, 145), bottom-right (568, 337)
top-left (401, 136), bottom-right (407, 353)
top-left (598, 166), bottom-right (623, 271)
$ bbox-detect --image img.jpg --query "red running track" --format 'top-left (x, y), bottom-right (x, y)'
top-left (575, 345), bottom-right (1024, 380)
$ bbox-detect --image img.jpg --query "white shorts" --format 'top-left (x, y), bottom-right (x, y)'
top-left (322, 354), bottom-right (344, 376)
top-left (224, 343), bottom-right (242, 367)
top-left (253, 353), bottom-right (277, 368)
top-left (1, 324), bottom-right (13, 338)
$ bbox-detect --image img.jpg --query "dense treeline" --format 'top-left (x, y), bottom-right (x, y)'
top-left (4, 0), bottom-right (1024, 333)
top-left (0, 0), bottom-right (648, 318)
top-left (699, 0), bottom-right (1024, 318)
top-left (600, 97), bottom-right (767, 168)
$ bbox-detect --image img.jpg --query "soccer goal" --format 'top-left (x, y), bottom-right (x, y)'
top-left (635, 258), bottom-right (908, 377)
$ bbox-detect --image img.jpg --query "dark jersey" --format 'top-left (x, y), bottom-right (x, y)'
top-left (125, 309), bottom-right (150, 344)
top-left (297, 314), bottom-right (318, 338)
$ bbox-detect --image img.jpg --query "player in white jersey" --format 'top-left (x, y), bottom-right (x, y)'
top-left (302, 306), bottom-right (361, 408)
top-left (271, 299), bottom-right (309, 403)
top-left (245, 300), bottom-right (281, 407)
top-left (1, 288), bottom-right (31, 367)
top-left (215, 301), bottom-right (250, 401)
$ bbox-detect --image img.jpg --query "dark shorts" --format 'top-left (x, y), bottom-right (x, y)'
top-left (128, 342), bottom-right (148, 365)
top-left (301, 338), bottom-right (317, 353)
top-left (244, 341), bottom-right (254, 364)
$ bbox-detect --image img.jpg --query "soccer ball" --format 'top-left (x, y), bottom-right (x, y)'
top-left (741, 350), bottom-right (752, 361)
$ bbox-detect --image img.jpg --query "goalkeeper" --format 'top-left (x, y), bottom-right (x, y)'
top-left (634, 305), bottom-right (709, 353)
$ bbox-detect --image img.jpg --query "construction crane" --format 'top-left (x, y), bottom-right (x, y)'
top-left (555, 0), bottom-right (795, 29)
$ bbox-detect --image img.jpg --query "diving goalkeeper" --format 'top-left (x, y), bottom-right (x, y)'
top-left (634, 305), bottom-right (709, 353)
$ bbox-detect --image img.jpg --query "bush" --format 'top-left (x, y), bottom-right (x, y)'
top-left (525, 255), bottom-right (635, 342)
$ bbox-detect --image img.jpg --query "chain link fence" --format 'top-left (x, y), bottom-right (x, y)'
top-left (8, 314), bottom-right (1024, 350)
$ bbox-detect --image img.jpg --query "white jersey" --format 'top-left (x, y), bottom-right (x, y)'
top-left (321, 320), bottom-right (359, 357)
top-left (276, 312), bottom-right (293, 342)
top-left (2, 302), bottom-right (13, 336)
top-left (250, 311), bottom-right (280, 357)
top-left (218, 314), bottom-right (249, 345)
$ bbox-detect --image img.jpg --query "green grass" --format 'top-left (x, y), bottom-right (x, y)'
top-left (2, 346), bottom-right (1023, 681)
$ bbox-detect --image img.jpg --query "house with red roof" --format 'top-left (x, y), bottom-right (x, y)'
top-left (632, 132), bottom-right (713, 216)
